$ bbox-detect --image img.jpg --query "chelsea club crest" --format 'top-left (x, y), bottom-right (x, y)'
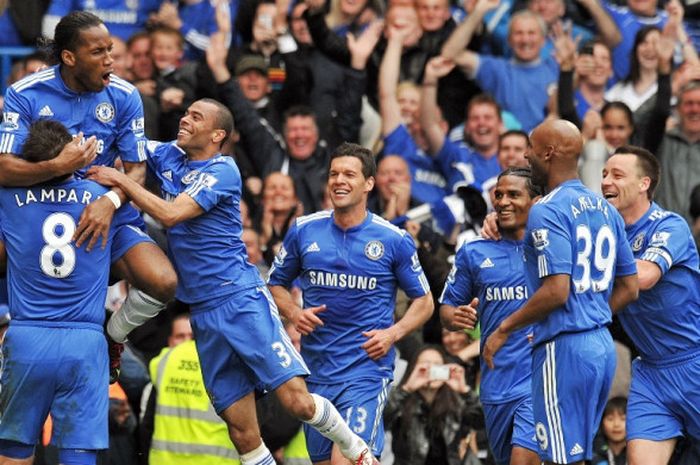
top-left (95, 103), bottom-right (115, 123)
top-left (632, 233), bottom-right (645, 252)
top-left (364, 240), bottom-right (384, 260)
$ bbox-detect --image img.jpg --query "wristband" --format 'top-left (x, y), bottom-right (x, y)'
top-left (104, 191), bottom-right (122, 209)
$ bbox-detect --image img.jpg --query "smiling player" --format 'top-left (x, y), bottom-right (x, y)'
top-left (268, 142), bottom-right (434, 465)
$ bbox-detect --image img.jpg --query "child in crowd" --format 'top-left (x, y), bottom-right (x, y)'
top-left (593, 397), bottom-right (628, 465)
top-left (150, 25), bottom-right (199, 139)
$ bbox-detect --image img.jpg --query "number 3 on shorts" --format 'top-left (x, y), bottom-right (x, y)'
top-left (271, 342), bottom-right (292, 368)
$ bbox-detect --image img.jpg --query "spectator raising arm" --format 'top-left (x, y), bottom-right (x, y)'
top-left (379, 23), bottom-right (410, 137)
top-left (441, 0), bottom-right (499, 63)
top-left (420, 56), bottom-right (455, 155)
top-left (576, 0), bottom-right (621, 49)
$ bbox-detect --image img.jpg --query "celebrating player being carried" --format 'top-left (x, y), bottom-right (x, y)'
top-left (0, 11), bottom-right (177, 380)
top-left (483, 120), bottom-right (639, 465)
top-left (87, 99), bottom-right (385, 465)
top-left (0, 120), bottom-right (135, 465)
top-left (267, 142), bottom-right (434, 465)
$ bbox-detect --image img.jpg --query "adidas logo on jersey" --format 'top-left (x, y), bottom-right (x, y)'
top-left (570, 443), bottom-right (584, 456)
top-left (38, 105), bottom-right (54, 117)
top-left (306, 242), bottom-right (320, 253)
top-left (162, 170), bottom-right (173, 181)
top-left (480, 258), bottom-right (494, 268)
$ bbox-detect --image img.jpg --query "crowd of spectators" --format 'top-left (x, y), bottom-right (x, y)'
top-left (2, 0), bottom-right (700, 462)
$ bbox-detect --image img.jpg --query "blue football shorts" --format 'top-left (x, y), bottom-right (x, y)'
top-left (190, 286), bottom-right (310, 413)
top-left (304, 377), bottom-right (392, 462)
top-left (110, 204), bottom-right (154, 264)
top-left (531, 328), bottom-right (615, 463)
top-left (627, 348), bottom-right (700, 441)
top-left (0, 324), bottom-right (108, 450)
top-left (483, 393), bottom-right (539, 465)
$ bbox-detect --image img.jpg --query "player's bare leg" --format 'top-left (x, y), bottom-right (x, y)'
top-left (511, 445), bottom-right (541, 465)
top-left (112, 242), bottom-right (176, 302)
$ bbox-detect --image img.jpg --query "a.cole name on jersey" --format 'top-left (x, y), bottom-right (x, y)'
top-left (485, 285), bottom-right (529, 302)
top-left (308, 271), bottom-right (378, 290)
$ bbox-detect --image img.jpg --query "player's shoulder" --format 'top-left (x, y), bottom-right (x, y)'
top-left (295, 210), bottom-right (333, 229)
top-left (458, 235), bottom-right (488, 253)
top-left (106, 75), bottom-right (138, 97)
top-left (645, 204), bottom-right (690, 233)
top-left (10, 67), bottom-right (58, 94)
top-left (368, 213), bottom-right (407, 239)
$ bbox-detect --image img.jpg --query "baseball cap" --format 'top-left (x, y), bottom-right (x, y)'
top-left (235, 55), bottom-right (268, 76)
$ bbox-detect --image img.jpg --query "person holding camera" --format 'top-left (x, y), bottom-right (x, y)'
top-left (384, 345), bottom-right (484, 465)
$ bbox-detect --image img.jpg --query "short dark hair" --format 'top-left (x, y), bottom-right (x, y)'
top-left (47, 11), bottom-right (104, 65)
top-left (330, 142), bottom-right (376, 179)
top-left (604, 396), bottom-right (627, 416)
top-left (497, 167), bottom-right (542, 198)
top-left (283, 105), bottom-right (317, 124)
top-left (499, 129), bottom-right (529, 146)
top-left (466, 93), bottom-right (502, 121)
top-left (613, 145), bottom-right (660, 200)
top-left (601, 101), bottom-right (634, 129)
top-left (23, 120), bottom-right (72, 163)
top-left (198, 98), bottom-right (235, 149)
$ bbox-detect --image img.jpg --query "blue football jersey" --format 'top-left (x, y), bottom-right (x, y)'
top-left (0, 179), bottom-right (130, 326)
top-left (620, 203), bottom-right (700, 360)
top-left (524, 180), bottom-right (637, 345)
top-left (0, 66), bottom-right (147, 177)
top-left (43, 0), bottom-right (162, 41)
top-left (145, 141), bottom-right (263, 304)
top-left (383, 124), bottom-right (449, 204)
top-left (436, 139), bottom-right (501, 192)
top-left (267, 211), bottom-right (430, 383)
top-left (440, 237), bottom-right (532, 403)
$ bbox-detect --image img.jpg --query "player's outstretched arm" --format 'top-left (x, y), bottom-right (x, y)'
top-left (440, 297), bottom-right (479, 331)
top-left (609, 273), bottom-right (639, 313)
top-left (268, 285), bottom-right (326, 336)
top-left (0, 135), bottom-right (97, 186)
top-left (87, 166), bottom-right (204, 228)
top-left (362, 292), bottom-right (434, 360)
top-left (483, 274), bottom-right (569, 368)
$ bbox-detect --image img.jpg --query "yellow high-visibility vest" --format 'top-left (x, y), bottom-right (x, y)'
top-left (283, 429), bottom-right (312, 465)
top-left (149, 340), bottom-right (239, 465)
